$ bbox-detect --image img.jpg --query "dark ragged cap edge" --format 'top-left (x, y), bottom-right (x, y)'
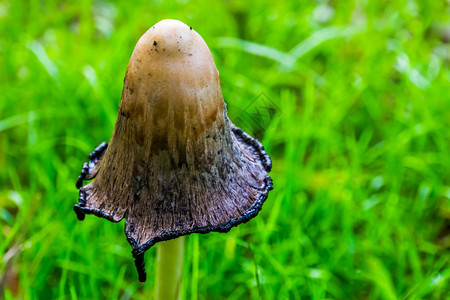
top-left (73, 124), bottom-right (273, 282)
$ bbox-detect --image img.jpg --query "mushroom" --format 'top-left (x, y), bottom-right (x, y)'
top-left (74, 19), bottom-right (273, 283)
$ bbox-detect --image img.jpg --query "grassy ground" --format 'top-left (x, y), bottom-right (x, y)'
top-left (1, 0), bottom-right (449, 299)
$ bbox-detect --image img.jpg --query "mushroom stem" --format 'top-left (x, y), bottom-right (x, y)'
top-left (155, 237), bottom-right (186, 300)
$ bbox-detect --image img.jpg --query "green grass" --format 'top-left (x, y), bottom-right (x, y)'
top-left (1, 0), bottom-right (449, 299)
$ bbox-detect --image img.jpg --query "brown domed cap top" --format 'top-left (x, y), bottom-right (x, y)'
top-left (74, 19), bottom-right (273, 282)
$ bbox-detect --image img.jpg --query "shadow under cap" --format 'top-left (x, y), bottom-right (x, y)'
top-left (74, 19), bottom-right (273, 283)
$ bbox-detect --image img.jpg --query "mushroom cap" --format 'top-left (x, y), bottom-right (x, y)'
top-left (122, 19), bottom-right (224, 152)
top-left (74, 19), bottom-right (273, 282)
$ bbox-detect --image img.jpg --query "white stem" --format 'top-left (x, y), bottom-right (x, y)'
top-left (155, 237), bottom-right (186, 300)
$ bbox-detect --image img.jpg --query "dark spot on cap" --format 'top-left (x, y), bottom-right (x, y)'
top-left (190, 27), bottom-right (192, 30)
top-left (153, 41), bottom-right (157, 46)
top-left (120, 109), bottom-right (130, 119)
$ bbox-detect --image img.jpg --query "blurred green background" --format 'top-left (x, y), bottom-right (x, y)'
top-left (1, 0), bottom-right (449, 299)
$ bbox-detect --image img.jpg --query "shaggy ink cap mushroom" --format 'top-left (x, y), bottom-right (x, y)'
top-left (74, 19), bottom-right (273, 283)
